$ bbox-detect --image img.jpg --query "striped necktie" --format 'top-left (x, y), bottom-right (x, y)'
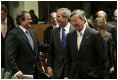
top-left (25, 30), bottom-right (34, 51)
top-left (62, 28), bottom-right (66, 48)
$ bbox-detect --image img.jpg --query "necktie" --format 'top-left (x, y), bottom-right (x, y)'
top-left (77, 32), bottom-right (83, 50)
top-left (25, 30), bottom-right (34, 51)
top-left (1, 22), bottom-right (7, 38)
top-left (62, 28), bottom-right (66, 48)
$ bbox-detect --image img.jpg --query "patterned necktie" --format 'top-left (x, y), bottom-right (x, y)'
top-left (1, 22), bottom-right (7, 38)
top-left (25, 30), bottom-right (34, 51)
top-left (62, 28), bottom-right (66, 48)
top-left (77, 32), bottom-right (83, 50)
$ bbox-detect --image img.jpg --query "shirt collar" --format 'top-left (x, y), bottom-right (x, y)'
top-left (19, 26), bottom-right (27, 33)
top-left (76, 23), bottom-right (87, 36)
top-left (61, 22), bottom-right (70, 32)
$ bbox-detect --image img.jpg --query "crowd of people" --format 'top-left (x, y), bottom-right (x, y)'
top-left (1, 3), bottom-right (117, 79)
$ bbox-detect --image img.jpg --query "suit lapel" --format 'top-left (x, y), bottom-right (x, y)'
top-left (73, 31), bottom-right (78, 54)
top-left (16, 27), bottom-right (33, 52)
top-left (56, 27), bottom-right (63, 49)
top-left (79, 27), bottom-right (89, 51)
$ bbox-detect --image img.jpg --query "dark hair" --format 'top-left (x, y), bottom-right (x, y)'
top-left (1, 4), bottom-right (7, 13)
top-left (29, 9), bottom-right (34, 13)
top-left (16, 11), bottom-right (29, 25)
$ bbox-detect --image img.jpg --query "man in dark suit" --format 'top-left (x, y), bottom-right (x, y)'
top-left (1, 4), bottom-right (15, 68)
top-left (47, 8), bottom-right (75, 79)
top-left (65, 9), bottom-right (106, 79)
top-left (5, 11), bottom-right (42, 79)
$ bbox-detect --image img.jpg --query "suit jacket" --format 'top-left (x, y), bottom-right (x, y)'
top-left (105, 22), bottom-right (115, 33)
top-left (5, 26), bottom-right (40, 76)
top-left (47, 24), bottom-right (75, 78)
top-left (66, 26), bottom-right (106, 79)
top-left (43, 25), bottom-right (53, 44)
top-left (103, 33), bottom-right (114, 78)
top-left (1, 16), bottom-right (15, 68)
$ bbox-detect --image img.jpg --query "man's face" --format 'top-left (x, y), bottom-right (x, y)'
top-left (51, 13), bottom-right (58, 25)
top-left (70, 14), bottom-right (84, 31)
top-left (1, 10), bottom-right (7, 22)
top-left (56, 13), bottom-right (66, 27)
top-left (21, 13), bottom-right (32, 28)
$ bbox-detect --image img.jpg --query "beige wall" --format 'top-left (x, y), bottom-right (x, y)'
top-left (9, 1), bottom-right (39, 24)
top-left (24, 1), bottom-right (39, 17)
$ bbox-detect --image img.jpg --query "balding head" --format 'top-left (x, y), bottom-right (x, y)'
top-left (96, 10), bottom-right (107, 21)
top-left (114, 9), bottom-right (117, 21)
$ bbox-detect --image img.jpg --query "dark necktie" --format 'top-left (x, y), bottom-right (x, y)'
top-left (62, 28), bottom-right (66, 48)
top-left (25, 30), bottom-right (34, 51)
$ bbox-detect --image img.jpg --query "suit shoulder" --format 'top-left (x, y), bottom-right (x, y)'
top-left (45, 25), bottom-right (53, 30)
top-left (51, 27), bottom-right (60, 32)
top-left (9, 27), bottom-right (17, 33)
top-left (87, 27), bottom-right (99, 34)
top-left (67, 30), bottom-right (76, 37)
top-left (107, 22), bottom-right (115, 27)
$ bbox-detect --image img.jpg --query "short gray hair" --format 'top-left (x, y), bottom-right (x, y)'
top-left (57, 8), bottom-right (71, 20)
top-left (70, 9), bottom-right (86, 21)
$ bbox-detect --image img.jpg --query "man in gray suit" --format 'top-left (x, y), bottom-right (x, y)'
top-left (65, 9), bottom-right (106, 79)
top-left (47, 8), bottom-right (74, 79)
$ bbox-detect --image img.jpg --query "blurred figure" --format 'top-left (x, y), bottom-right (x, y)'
top-left (110, 9), bottom-right (117, 79)
top-left (96, 10), bottom-right (117, 79)
top-left (5, 11), bottom-right (42, 79)
top-left (114, 9), bottom-right (117, 22)
top-left (44, 12), bottom-right (59, 44)
top-left (1, 4), bottom-right (15, 68)
top-left (29, 9), bottom-right (39, 24)
top-left (43, 12), bottom-right (59, 72)
top-left (87, 19), bottom-right (94, 28)
top-left (65, 9), bottom-right (106, 79)
top-left (94, 17), bottom-right (114, 78)
top-left (47, 8), bottom-right (75, 79)
top-left (96, 10), bottom-right (115, 33)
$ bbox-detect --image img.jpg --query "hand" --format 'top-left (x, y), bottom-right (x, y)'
top-left (47, 67), bottom-right (53, 77)
top-left (110, 66), bottom-right (114, 74)
top-left (64, 77), bottom-right (69, 79)
top-left (15, 71), bottom-right (24, 79)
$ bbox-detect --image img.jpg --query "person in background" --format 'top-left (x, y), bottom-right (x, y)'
top-left (44, 11), bottom-right (59, 44)
top-left (65, 9), bottom-right (106, 79)
top-left (114, 9), bottom-right (117, 22)
top-left (96, 10), bottom-right (117, 79)
top-left (5, 11), bottom-right (43, 79)
top-left (47, 8), bottom-right (75, 79)
top-left (94, 17), bottom-right (114, 78)
top-left (110, 9), bottom-right (117, 79)
top-left (42, 12), bottom-right (59, 73)
top-left (29, 9), bottom-right (39, 24)
top-left (1, 4), bottom-right (15, 68)
top-left (87, 18), bottom-right (94, 28)
top-left (96, 10), bottom-right (115, 33)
